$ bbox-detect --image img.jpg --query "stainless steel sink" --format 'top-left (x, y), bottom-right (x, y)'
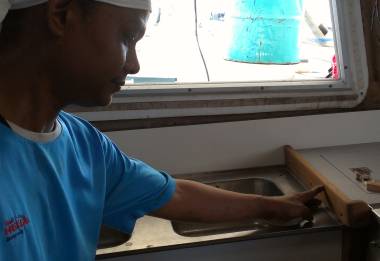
top-left (210, 178), bottom-right (284, 196)
top-left (97, 167), bottom-right (341, 256)
top-left (171, 177), bottom-right (284, 237)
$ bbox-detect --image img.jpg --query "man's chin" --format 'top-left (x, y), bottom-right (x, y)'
top-left (71, 95), bottom-right (113, 108)
top-left (98, 95), bottom-right (113, 107)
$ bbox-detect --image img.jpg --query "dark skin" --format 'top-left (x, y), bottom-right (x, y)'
top-left (0, 0), bottom-right (324, 225)
top-left (0, 1), bottom-right (146, 132)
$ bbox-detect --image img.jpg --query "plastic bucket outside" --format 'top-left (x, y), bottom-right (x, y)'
top-left (224, 0), bottom-right (304, 64)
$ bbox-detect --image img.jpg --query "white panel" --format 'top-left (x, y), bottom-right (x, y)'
top-left (105, 110), bottom-right (380, 175)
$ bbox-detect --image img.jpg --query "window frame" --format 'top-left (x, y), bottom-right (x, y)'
top-left (75, 0), bottom-right (368, 122)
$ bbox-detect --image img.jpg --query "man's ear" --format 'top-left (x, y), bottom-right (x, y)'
top-left (46, 0), bottom-right (74, 37)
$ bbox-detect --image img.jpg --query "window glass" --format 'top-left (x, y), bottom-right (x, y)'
top-left (126, 0), bottom-right (337, 86)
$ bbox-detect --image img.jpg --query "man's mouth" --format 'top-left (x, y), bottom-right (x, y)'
top-left (111, 80), bottom-right (126, 86)
top-left (111, 77), bottom-right (127, 87)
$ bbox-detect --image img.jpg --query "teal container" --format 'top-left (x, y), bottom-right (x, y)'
top-left (225, 0), bottom-right (304, 64)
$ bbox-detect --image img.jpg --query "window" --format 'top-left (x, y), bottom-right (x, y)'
top-left (76, 0), bottom-right (368, 122)
top-left (131, 0), bottom-right (337, 84)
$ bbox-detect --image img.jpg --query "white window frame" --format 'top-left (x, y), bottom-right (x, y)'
top-left (76, 0), bottom-right (368, 122)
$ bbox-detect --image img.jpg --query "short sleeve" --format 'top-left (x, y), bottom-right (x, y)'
top-left (99, 133), bottom-right (176, 234)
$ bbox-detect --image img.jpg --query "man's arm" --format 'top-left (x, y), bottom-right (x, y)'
top-left (152, 179), bottom-right (323, 223)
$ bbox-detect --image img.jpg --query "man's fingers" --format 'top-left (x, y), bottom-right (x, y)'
top-left (299, 185), bottom-right (324, 202)
top-left (309, 185), bottom-right (324, 195)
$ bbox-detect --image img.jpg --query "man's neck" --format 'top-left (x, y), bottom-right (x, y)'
top-left (0, 74), bottom-right (62, 133)
top-left (0, 101), bottom-right (60, 133)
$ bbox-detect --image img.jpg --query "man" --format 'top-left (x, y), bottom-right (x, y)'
top-left (0, 0), bottom-right (323, 260)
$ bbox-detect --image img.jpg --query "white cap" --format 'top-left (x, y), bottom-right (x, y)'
top-left (94, 0), bottom-right (151, 11)
top-left (0, 0), bottom-right (151, 30)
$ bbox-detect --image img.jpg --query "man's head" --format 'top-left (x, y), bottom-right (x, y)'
top-left (0, 0), bottom-right (150, 107)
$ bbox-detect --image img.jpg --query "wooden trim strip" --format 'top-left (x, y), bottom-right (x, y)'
top-left (68, 95), bottom-right (357, 113)
top-left (285, 145), bottom-right (371, 227)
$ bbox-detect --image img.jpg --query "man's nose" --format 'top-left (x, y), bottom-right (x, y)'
top-left (124, 48), bottom-right (140, 75)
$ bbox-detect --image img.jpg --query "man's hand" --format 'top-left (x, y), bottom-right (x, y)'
top-left (265, 186), bottom-right (325, 223)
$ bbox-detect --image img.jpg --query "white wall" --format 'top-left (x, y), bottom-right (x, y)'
top-left (105, 110), bottom-right (380, 175)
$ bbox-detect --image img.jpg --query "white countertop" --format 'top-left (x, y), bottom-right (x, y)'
top-left (298, 142), bottom-right (380, 205)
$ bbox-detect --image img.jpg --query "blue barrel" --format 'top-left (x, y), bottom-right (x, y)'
top-left (224, 0), bottom-right (304, 64)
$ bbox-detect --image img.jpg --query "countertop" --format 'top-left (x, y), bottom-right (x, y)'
top-left (297, 142), bottom-right (380, 205)
top-left (96, 166), bottom-right (342, 259)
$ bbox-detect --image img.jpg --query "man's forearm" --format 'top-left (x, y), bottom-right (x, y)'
top-left (152, 179), bottom-right (274, 223)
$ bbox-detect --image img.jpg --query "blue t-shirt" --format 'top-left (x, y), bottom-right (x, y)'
top-left (0, 111), bottom-right (176, 261)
